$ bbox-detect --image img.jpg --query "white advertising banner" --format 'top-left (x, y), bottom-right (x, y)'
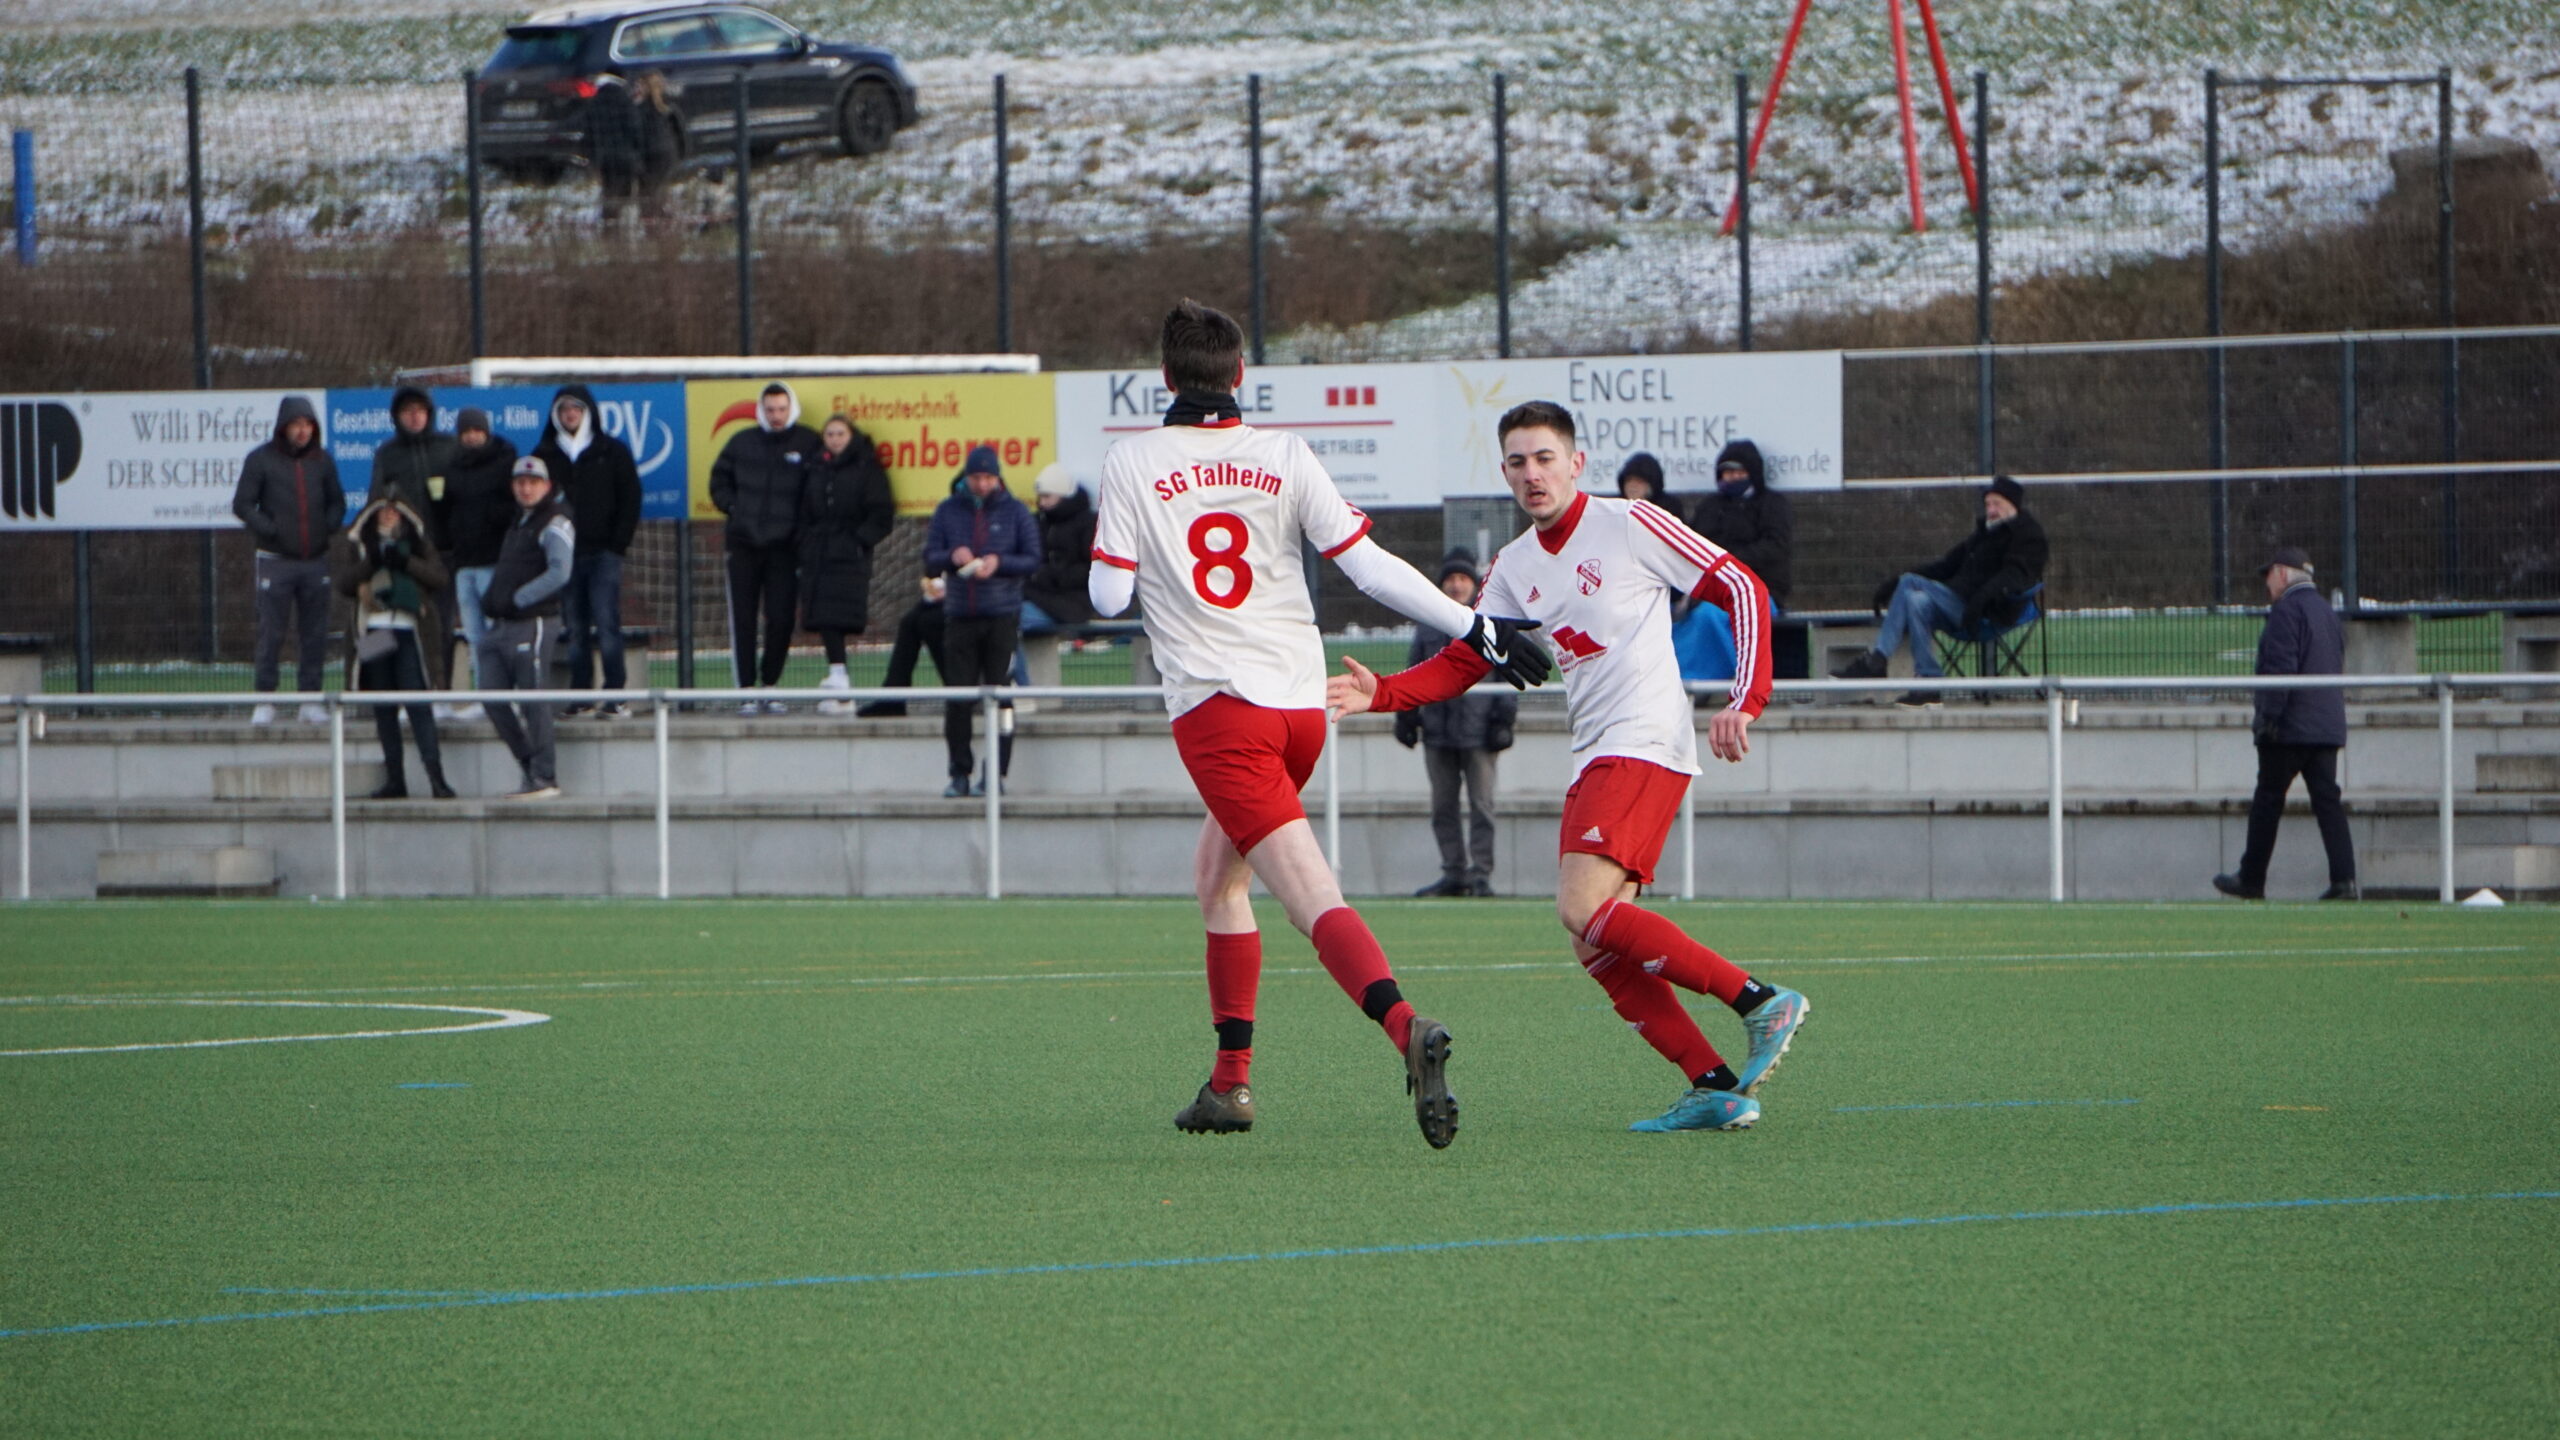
top-left (0, 391), bottom-right (309, 530)
top-left (1052, 351), bottom-right (1840, 507)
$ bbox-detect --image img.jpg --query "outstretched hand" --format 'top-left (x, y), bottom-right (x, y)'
top-left (1327, 656), bottom-right (1380, 722)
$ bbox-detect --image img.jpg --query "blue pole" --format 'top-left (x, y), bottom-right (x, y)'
top-left (11, 130), bottom-right (32, 266)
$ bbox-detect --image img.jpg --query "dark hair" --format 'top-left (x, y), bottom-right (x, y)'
top-left (1497, 399), bottom-right (1576, 447)
top-left (1160, 300), bottom-right (1245, 394)
top-left (760, 383), bottom-right (791, 400)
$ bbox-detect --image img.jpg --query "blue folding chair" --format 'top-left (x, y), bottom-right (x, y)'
top-left (1932, 583), bottom-right (2048, 679)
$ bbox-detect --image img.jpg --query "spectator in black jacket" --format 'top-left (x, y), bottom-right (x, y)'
top-left (1835, 473), bottom-right (2048, 707)
top-left (712, 382), bottom-right (819, 713)
top-left (231, 395), bottom-right (345, 724)
top-left (479, 456), bottom-right (577, 799)
top-left (1693, 439), bottom-right (1794, 609)
top-left (800, 414), bottom-right (897, 713)
top-left (632, 71), bottom-right (682, 224)
top-left (1616, 451), bottom-right (1669, 510)
top-left (1398, 551), bottom-right (1518, 896)
top-left (2217, 547), bottom-right (2357, 901)
top-left (1021, 463), bottom-right (1098, 632)
top-left (369, 386), bottom-right (459, 553)
top-left (923, 446), bottom-right (1040, 795)
top-left (533, 384), bottom-right (642, 717)
top-left (590, 74), bottom-right (643, 227)
top-left (439, 407), bottom-right (518, 720)
top-left (330, 498), bottom-right (454, 800)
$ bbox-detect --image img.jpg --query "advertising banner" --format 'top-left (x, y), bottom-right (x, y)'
top-left (0, 391), bottom-right (307, 530)
top-left (1051, 351), bottom-right (1842, 507)
top-left (330, 384), bottom-right (691, 519)
top-left (1051, 366), bottom-right (1435, 510)
top-left (684, 375), bottom-right (1057, 518)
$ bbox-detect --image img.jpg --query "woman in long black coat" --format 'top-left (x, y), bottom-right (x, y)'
top-left (801, 414), bottom-right (898, 712)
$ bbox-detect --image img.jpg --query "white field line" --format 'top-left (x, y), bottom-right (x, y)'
top-left (2, 944), bottom-right (2531, 1007)
top-left (0, 998), bottom-right (551, 1056)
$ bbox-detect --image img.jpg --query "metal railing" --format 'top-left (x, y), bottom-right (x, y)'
top-left (10, 673), bottom-right (2557, 906)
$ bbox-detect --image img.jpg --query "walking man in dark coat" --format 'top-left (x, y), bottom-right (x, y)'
top-left (1834, 473), bottom-right (2047, 707)
top-left (1398, 551), bottom-right (1518, 896)
top-left (2216, 546), bottom-right (2357, 900)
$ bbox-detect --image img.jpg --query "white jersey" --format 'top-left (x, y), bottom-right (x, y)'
top-left (1477, 493), bottom-right (1769, 778)
top-left (1093, 418), bottom-right (1373, 718)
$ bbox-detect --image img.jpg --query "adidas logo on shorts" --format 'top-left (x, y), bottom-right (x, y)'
top-left (1582, 825), bottom-right (1604, 842)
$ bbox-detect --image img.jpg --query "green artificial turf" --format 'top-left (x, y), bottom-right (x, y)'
top-left (3, 899), bottom-right (2556, 1436)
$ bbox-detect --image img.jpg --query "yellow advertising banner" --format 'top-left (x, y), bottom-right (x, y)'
top-left (684, 374), bottom-right (1059, 519)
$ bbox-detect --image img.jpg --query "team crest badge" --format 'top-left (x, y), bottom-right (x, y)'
top-left (1576, 559), bottom-right (1604, 595)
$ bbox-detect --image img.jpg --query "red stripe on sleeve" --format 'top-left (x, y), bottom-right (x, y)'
top-left (1317, 512), bottom-right (1374, 560)
top-left (1631, 502), bottom-right (1726, 577)
top-left (1365, 637), bottom-right (1492, 713)
top-left (1091, 548), bottom-right (1138, 571)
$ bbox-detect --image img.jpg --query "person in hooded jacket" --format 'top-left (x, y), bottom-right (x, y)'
top-left (437, 406), bottom-right (519, 717)
top-left (1692, 440), bottom-right (1794, 610)
top-left (331, 497), bottom-right (454, 800)
top-left (532, 384), bottom-right (642, 717)
top-left (369, 386), bottom-right (458, 553)
top-left (923, 446), bottom-right (1039, 795)
top-left (712, 382), bottom-right (820, 711)
top-left (798, 413), bottom-right (897, 713)
top-left (1020, 463), bottom-right (1098, 632)
top-left (1835, 473), bottom-right (2048, 707)
top-left (231, 395), bottom-right (345, 723)
top-left (589, 74), bottom-right (643, 227)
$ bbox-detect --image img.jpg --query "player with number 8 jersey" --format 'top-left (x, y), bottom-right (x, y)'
top-left (1088, 301), bottom-right (1551, 1149)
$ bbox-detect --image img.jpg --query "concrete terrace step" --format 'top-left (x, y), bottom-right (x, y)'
top-left (212, 762), bottom-right (389, 800)
top-left (95, 846), bottom-right (278, 898)
top-left (2476, 753), bottom-right (2560, 792)
top-left (2363, 844), bottom-right (2560, 900)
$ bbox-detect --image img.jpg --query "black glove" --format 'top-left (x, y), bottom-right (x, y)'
top-left (1393, 713), bottom-right (1421, 749)
top-left (1462, 614), bottom-right (1551, 690)
top-left (1870, 576), bottom-right (1898, 611)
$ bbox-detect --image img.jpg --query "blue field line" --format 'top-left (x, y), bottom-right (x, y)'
top-left (1835, 1098), bottom-right (2143, 1113)
top-left (222, 1287), bottom-right (496, 1300)
top-left (394, 1083), bottom-right (470, 1090)
top-left (6, 1189), bottom-right (2554, 1344)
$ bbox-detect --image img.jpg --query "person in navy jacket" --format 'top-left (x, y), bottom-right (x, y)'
top-left (923, 446), bottom-right (1041, 795)
top-left (2216, 546), bottom-right (2358, 900)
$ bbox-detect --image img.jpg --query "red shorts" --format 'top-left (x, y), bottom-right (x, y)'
top-left (1559, 757), bottom-right (1691, 886)
top-left (1170, 692), bottom-right (1328, 854)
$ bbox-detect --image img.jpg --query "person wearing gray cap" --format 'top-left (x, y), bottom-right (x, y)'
top-left (477, 454), bottom-right (577, 799)
top-left (2215, 546), bottom-right (2357, 900)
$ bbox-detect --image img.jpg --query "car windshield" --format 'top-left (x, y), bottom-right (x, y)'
top-left (489, 27), bottom-right (583, 70)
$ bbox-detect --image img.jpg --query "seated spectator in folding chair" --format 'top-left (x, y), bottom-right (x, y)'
top-left (1673, 440), bottom-right (1792, 702)
top-left (1833, 473), bottom-right (2047, 708)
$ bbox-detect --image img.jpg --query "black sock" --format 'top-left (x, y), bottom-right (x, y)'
top-left (1358, 979), bottom-right (1405, 1025)
top-left (1729, 978), bottom-right (1777, 1017)
top-left (1691, 1064), bottom-right (1741, 1092)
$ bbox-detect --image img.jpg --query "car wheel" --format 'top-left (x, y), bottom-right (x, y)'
top-left (838, 80), bottom-right (898, 157)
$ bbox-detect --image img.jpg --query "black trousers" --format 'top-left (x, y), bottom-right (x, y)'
top-left (2239, 741), bottom-right (2357, 888)
top-left (360, 629), bottom-right (444, 786)
top-left (942, 612), bottom-right (1018, 782)
top-left (727, 539), bottom-right (798, 688)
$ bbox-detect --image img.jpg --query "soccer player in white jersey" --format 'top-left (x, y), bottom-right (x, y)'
top-left (1329, 400), bottom-right (1810, 1134)
top-left (1087, 302), bottom-right (1550, 1148)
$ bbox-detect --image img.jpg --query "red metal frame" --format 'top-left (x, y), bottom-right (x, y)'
top-left (1720, 0), bottom-right (1979, 236)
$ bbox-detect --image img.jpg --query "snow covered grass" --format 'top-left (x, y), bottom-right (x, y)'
top-left (3, 2), bottom-right (2555, 357)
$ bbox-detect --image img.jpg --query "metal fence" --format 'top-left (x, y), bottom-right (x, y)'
top-left (10, 673), bottom-right (2543, 905)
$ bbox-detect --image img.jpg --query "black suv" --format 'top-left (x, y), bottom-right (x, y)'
top-left (476, 2), bottom-right (917, 181)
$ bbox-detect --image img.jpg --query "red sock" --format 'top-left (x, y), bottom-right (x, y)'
top-left (1584, 950), bottom-right (1726, 1079)
top-left (1206, 930), bottom-right (1260, 1091)
top-left (1309, 907), bottom-right (1412, 1052)
top-left (1584, 898), bottom-right (1753, 1004)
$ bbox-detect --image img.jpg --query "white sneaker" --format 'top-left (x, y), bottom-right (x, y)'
top-left (817, 669), bottom-right (851, 714)
top-left (298, 703), bottom-right (329, 724)
top-left (739, 699), bottom-right (762, 718)
top-left (250, 703), bottom-right (277, 726)
top-left (763, 698), bottom-right (789, 715)
top-left (451, 702), bottom-right (486, 723)
top-left (432, 702), bottom-right (456, 721)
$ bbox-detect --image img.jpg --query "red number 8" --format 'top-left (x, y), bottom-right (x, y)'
top-left (1187, 511), bottom-right (1254, 610)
